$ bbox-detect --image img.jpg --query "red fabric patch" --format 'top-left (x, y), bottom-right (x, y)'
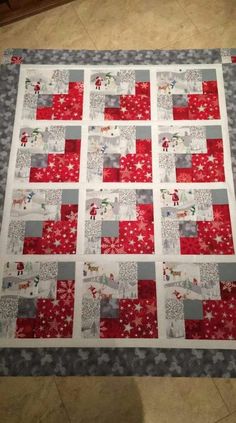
top-left (173, 107), bottom-right (189, 120)
top-left (103, 168), bottom-right (120, 182)
top-left (176, 168), bottom-right (193, 182)
top-left (138, 280), bottom-right (156, 299)
top-left (15, 318), bottom-right (36, 338)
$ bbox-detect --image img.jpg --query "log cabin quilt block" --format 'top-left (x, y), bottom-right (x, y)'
top-left (156, 68), bottom-right (220, 120)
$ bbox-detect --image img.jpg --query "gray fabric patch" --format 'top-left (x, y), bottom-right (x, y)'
top-left (137, 262), bottom-right (155, 280)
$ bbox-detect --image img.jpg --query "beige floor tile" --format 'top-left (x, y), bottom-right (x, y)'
top-left (73, 0), bottom-right (200, 50)
top-left (56, 376), bottom-right (229, 423)
top-left (0, 2), bottom-right (95, 53)
top-left (216, 412), bottom-right (236, 423)
top-left (0, 376), bottom-right (69, 423)
top-left (214, 379), bottom-right (236, 414)
top-left (177, 0), bottom-right (236, 32)
top-left (163, 20), bottom-right (236, 49)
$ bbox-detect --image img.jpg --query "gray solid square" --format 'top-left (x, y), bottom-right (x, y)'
top-left (138, 262), bottom-right (155, 280)
top-left (179, 221), bottom-right (198, 237)
top-left (172, 95), bottom-right (188, 107)
top-left (25, 221), bottom-right (43, 237)
top-left (105, 95), bottom-right (120, 108)
top-left (37, 95), bottom-right (52, 107)
top-left (101, 221), bottom-right (119, 237)
top-left (205, 126), bottom-right (222, 139)
top-left (65, 126), bottom-right (81, 139)
top-left (62, 189), bottom-right (79, 204)
top-left (103, 154), bottom-right (120, 168)
top-left (17, 298), bottom-right (37, 318)
top-left (175, 154), bottom-right (192, 168)
top-left (183, 300), bottom-right (203, 320)
top-left (100, 298), bottom-right (119, 318)
top-left (136, 189), bottom-right (153, 204)
top-left (211, 189), bottom-right (228, 205)
top-left (218, 263), bottom-right (236, 282)
top-left (136, 126), bottom-right (151, 139)
top-left (201, 69), bottom-right (217, 81)
top-left (58, 262), bottom-right (75, 280)
top-left (135, 70), bottom-right (150, 82)
top-left (69, 69), bottom-right (84, 82)
top-left (31, 154), bottom-right (48, 168)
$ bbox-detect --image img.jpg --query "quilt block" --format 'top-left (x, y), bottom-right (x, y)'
top-left (85, 189), bottom-right (154, 254)
top-left (89, 69), bottom-right (151, 120)
top-left (16, 126), bottom-right (81, 183)
top-left (158, 125), bottom-right (225, 183)
top-left (156, 68), bottom-right (220, 120)
top-left (7, 189), bottom-right (78, 255)
top-left (87, 125), bottom-right (152, 183)
top-left (163, 262), bottom-right (236, 340)
top-left (161, 188), bottom-right (234, 255)
top-left (82, 261), bottom-right (157, 338)
top-left (22, 69), bottom-right (84, 120)
top-left (0, 261), bottom-right (75, 339)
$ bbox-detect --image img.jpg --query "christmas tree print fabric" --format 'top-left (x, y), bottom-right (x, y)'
top-left (0, 62), bottom-right (236, 349)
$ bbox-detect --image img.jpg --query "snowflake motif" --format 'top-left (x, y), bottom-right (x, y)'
top-left (57, 281), bottom-right (75, 300)
top-left (101, 237), bottom-right (124, 254)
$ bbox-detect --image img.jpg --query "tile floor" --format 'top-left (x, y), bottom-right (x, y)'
top-left (0, 0), bottom-right (236, 422)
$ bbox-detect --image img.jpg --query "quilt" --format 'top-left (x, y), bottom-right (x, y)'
top-left (0, 48), bottom-right (236, 376)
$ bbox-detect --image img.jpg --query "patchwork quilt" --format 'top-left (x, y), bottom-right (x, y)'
top-left (0, 48), bottom-right (236, 356)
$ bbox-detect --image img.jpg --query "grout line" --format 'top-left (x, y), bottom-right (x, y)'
top-left (54, 376), bottom-right (73, 423)
top-left (212, 378), bottom-right (231, 415)
top-left (72, 2), bottom-right (97, 50)
top-left (214, 412), bottom-right (233, 423)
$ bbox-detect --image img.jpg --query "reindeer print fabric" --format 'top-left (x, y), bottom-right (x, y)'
top-left (0, 59), bottom-right (236, 353)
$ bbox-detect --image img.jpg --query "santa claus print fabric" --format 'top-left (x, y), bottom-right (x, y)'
top-left (0, 62), bottom-right (236, 348)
